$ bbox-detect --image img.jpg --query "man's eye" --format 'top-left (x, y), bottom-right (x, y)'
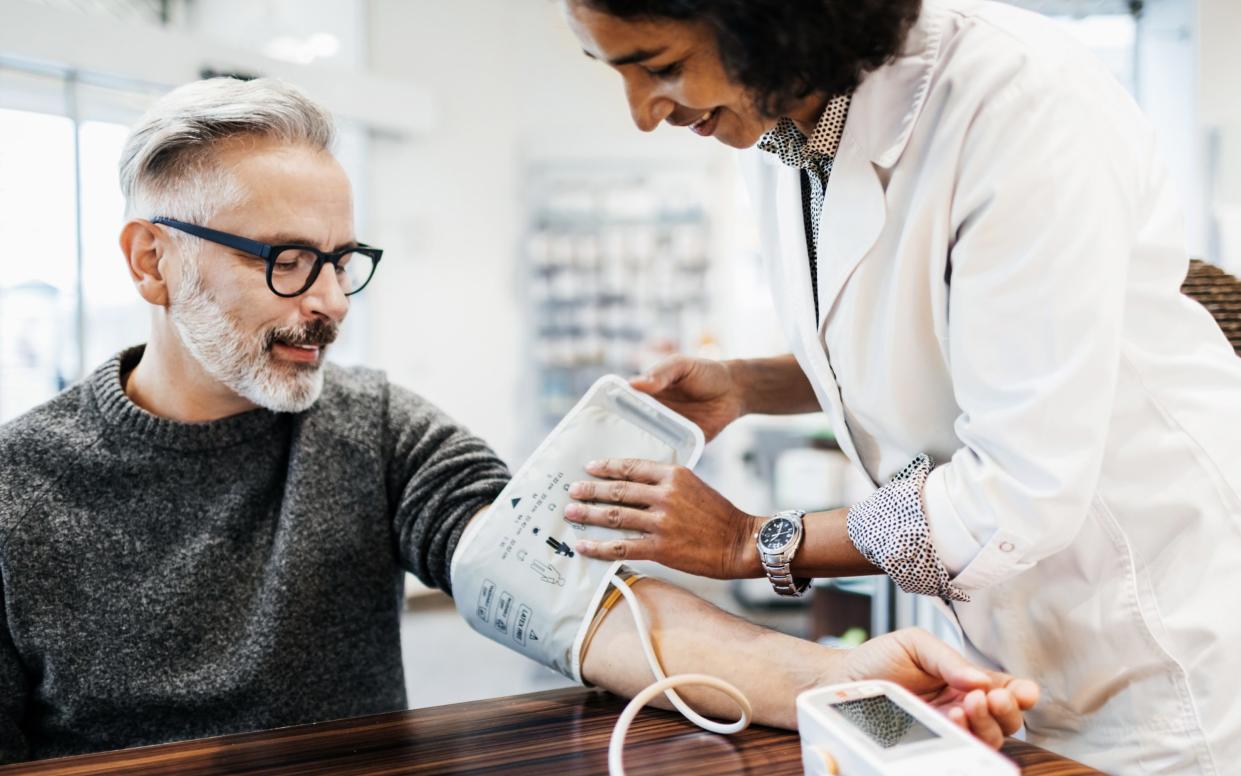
top-left (274, 261), bottom-right (299, 271)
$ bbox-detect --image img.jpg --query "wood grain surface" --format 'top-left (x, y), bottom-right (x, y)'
top-left (1, 687), bottom-right (1102, 775)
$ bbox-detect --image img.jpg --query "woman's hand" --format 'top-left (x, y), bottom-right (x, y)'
top-left (629, 356), bottom-right (748, 443)
top-left (566, 458), bottom-right (762, 579)
top-left (839, 628), bottom-right (1040, 749)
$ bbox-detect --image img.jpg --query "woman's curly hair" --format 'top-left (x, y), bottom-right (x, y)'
top-left (575, 0), bottom-right (923, 117)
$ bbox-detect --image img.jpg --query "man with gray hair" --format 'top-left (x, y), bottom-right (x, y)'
top-left (0, 77), bottom-right (503, 762)
top-left (0, 77), bottom-right (1036, 764)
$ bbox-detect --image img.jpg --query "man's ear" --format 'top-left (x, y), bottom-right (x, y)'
top-left (120, 219), bottom-right (171, 307)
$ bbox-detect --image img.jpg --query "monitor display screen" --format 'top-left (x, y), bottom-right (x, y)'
top-left (831, 694), bottom-right (941, 749)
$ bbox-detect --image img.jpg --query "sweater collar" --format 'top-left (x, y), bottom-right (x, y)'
top-left (89, 345), bottom-right (288, 451)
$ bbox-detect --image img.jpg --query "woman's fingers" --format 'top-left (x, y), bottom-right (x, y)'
top-left (563, 462), bottom-right (758, 579)
top-left (569, 459), bottom-right (679, 507)
top-left (574, 536), bottom-right (654, 562)
top-left (629, 355), bottom-right (692, 394)
top-left (564, 502), bottom-right (654, 533)
top-left (583, 458), bottom-right (670, 485)
top-left (568, 478), bottom-right (662, 508)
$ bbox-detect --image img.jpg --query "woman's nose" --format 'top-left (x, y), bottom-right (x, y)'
top-left (624, 77), bottom-right (674, 133)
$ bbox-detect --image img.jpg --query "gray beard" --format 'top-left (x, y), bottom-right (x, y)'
top-left (168, 264), bottom-right (326, 413)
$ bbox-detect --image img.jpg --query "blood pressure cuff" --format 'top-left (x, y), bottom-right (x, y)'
top-left (450, 376), bottom-right (704, 682)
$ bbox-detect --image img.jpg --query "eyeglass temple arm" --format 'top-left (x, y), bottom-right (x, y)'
top-left (151, 217), bottom-right (273, 259)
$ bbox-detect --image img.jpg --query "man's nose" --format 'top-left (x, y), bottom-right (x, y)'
top-left (301, 264), bottom-right (350, 323)
top-left (624, 77), bottom-right (674, 133)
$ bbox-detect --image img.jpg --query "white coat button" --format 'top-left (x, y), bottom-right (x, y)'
top-left (999, 541), bottom-right (1015, 552)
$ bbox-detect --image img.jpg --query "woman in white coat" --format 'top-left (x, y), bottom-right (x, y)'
top-left (561, 0), bottom-right (1241, 772)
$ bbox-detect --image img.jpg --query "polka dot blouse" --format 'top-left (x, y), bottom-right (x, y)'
top-left (757, 93), bottom-right (850, 323)
top-left (847, 456), bottom-right (968, 603)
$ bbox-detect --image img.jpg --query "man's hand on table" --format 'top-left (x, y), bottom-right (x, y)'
top-left (579, 578), bottom-right (1037, 750)
top-left (839, 628), bottom-right (1040, 748)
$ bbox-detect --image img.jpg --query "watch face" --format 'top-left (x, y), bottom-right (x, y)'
top-left (760, 517), bottom-right (796, 551)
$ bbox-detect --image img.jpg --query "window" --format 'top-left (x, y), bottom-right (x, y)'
top-left (80, 119), bottom-right (149, 371)
top-left (0, 65), bottom-right (155, 422)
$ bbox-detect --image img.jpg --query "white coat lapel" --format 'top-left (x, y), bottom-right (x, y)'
top-left (736, 0), bottom-right (949, 486)
top-left (815, 134), bottom-right (887, 324)
top-left (814, 0), bottom-right (946, 322)
top-left (773, 163), bottom-right (817, 335)
top-left (771, 161), bottom-right (864, 466)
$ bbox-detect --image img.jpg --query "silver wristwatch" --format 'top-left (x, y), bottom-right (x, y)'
top-left (756, 509), bottom-right (811, 597)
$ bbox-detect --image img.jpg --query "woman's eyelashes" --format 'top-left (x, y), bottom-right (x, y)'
top-left (644, 61), bottom-right (683, 79)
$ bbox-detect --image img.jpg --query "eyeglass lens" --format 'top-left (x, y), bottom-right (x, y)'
top-left (269, 248), bottom-right (375, 296)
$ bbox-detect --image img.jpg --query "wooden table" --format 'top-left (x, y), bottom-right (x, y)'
top-left (3, 687), bottom-right (1102, 775)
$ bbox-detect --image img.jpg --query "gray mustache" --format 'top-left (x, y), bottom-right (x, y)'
top-left (266, 319), bottom-right (338, 350)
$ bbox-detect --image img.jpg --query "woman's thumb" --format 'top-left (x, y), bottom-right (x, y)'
top-left (630, 356), bottom-right (689, 394)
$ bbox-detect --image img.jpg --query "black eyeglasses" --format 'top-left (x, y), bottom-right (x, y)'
top-left (151, 217), bottom-right (383, 298)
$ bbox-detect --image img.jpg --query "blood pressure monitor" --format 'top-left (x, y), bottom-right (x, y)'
top-left (797, 680), bottom-right (1018, 776)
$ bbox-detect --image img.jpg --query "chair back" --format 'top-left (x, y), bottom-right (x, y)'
top-left (1181, 260), bottom-right (1241, 357)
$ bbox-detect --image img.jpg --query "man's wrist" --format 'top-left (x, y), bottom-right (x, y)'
top-left (812, 642), bottom-right (853, 690)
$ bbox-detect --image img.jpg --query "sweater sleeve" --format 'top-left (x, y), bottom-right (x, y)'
top-left (384, 385), bottom-right (509, 595)
top-left (0, 579), bottom-right (29, 764)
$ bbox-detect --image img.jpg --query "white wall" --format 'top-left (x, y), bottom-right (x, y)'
top-left (1198, 0), bottom-right (1241, 274)
top-left (1136, 0), bottom-right (1207, 259)
top-left (365, 0), bottom-right (737, 462)
top-left (182, 0), bottom-right (369, 71)
top-left (1197, 0), bottom-right (1241, 127)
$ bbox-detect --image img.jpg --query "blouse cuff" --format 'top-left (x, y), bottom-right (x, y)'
top-left (846, 454), bottom-right (970, 603)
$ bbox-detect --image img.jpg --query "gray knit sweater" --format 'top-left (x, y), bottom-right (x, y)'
top-left (0, 346), bottom-right (510, 763)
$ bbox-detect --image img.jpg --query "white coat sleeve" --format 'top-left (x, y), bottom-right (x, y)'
top-left (921, 74), bottom-right (1149, 593)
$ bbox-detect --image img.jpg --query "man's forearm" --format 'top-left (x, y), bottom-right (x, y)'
top-left (727, 354), bottom-right (820, 416)
top-left (580, 577), bottom-right (846, 729)
top-left (580, 578), bottom-right (1040, 749)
